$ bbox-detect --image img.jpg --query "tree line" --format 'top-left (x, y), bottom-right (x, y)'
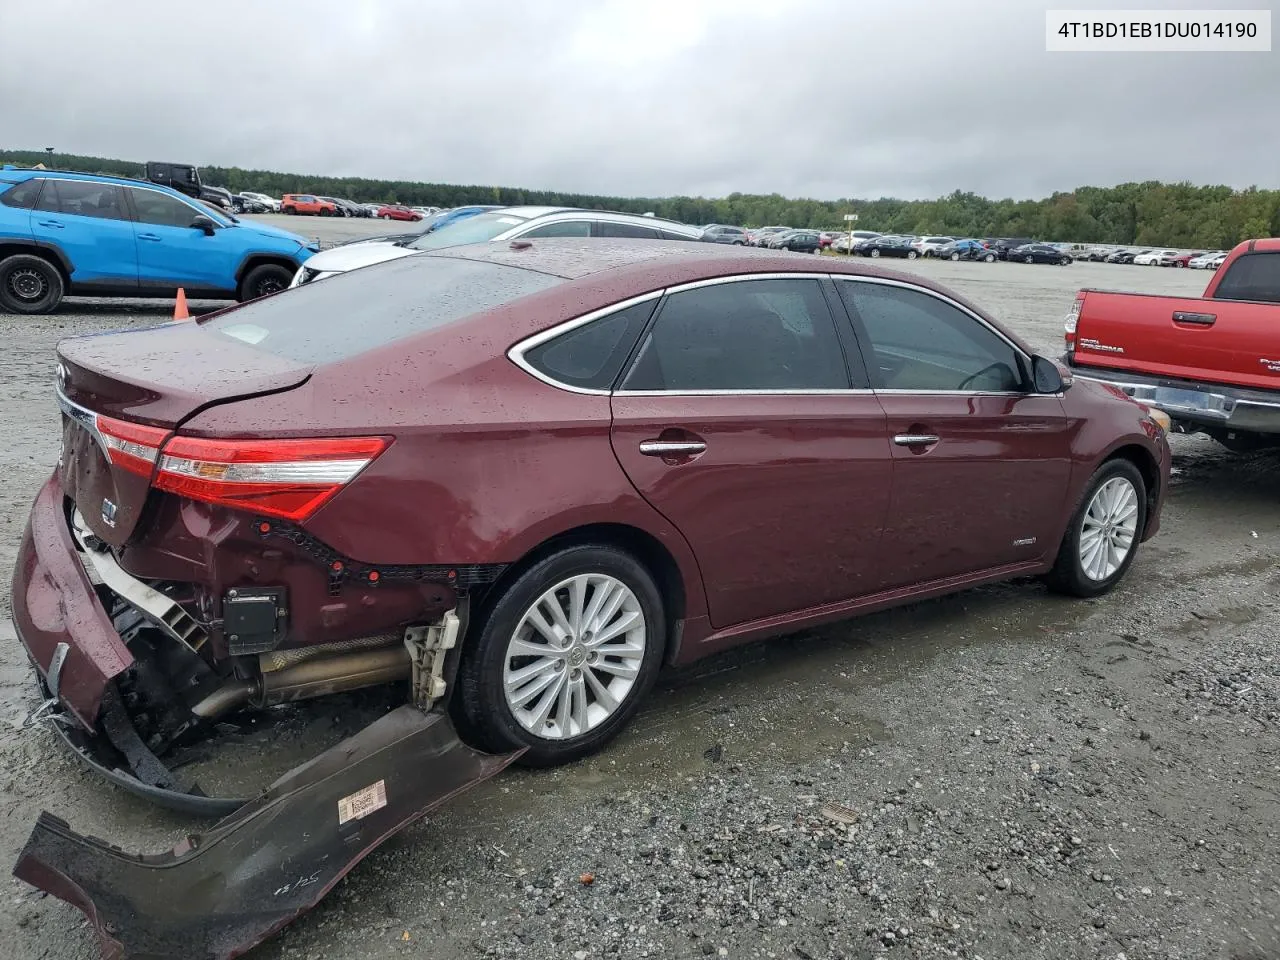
top-left (4, 149), bottom-right (1278, 249)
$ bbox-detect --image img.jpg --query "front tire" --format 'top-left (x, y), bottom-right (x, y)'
top-left (950, 252), bottom-right (960, 261)
top-left (0, 253), bottom-right (65, 314)
top-left (1024, 255), bottom-right (1034, 264)
top-left (983, 253), bottom-right (995, 262)
top-left (457, 544), bottom-right (665, 766)
top-left (906, 250), bottom-right (918, 260)
top-left (239, 263), bottom-right (294, 302)
top-left (1046, 459), bottom-right (1146, 598)
top-left (870, 248), bottom-right (881, 258)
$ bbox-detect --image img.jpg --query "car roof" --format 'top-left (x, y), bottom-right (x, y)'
top-left (490, 206), bottom-right (699, 232)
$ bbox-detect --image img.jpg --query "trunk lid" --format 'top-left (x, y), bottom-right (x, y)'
top-left (1074, 290), bottom-right (1280, 391)
top-left (56, 320), bottom-right (311, 546)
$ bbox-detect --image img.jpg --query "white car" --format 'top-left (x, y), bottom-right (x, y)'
top-left (1133, 249), bottom-right (1178, 266)
top-left (912, 236), bottom-right (954, 257)
top-left (291, 207), bottom-right (706, 287)
top-left (1189, 251), bottom-right (1225, 269)
top-left (240, 191), bottom-right (281, 213)
top-left (830, 230), bottom-right (882, 254)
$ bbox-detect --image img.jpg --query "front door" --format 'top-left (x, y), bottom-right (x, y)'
top-left (124, 186), bottom-right (236, 293)
top-left (609, 276), bottom-right (893, 630)
top-left (833, 277), bottom-right (1073, 588)
top-left (31, 179), bottom-right (138, 289)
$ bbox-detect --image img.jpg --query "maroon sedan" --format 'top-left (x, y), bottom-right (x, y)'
top-left (15, 241), bottom-right (1169, 778)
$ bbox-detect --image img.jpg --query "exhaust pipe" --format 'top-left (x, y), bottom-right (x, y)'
top-left (192, 646), bottom-right (410, 720)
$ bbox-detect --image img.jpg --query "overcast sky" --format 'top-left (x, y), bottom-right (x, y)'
top-left (2, 0), bottom-right (1276, 201)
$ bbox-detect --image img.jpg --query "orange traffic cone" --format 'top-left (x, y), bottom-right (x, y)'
top-left (173, 287), bottom-right (189, 321)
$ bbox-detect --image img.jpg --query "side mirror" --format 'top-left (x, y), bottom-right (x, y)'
top-left (1031, 354), bottom-right (1069, 393)
top-left (190, 215), bottom-right (216, 235)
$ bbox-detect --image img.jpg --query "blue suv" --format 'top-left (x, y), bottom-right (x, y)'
top-left (0, 169), bottom-right (319, 314)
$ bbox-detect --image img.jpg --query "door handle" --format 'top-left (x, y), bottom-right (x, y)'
top-left (36, 220), bottom-right (64, 229)
top-left (1172, 311), bottom-right (1215, 326)
top-left (639, 440), bottom-right (706, 456)
top-left (137, 233), bottom-right (163, 241)
top-left (893, 434), bottom-right (940, 446)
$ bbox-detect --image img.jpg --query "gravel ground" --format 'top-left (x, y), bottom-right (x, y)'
top-left (1, 248), bottom-right (1276, 960)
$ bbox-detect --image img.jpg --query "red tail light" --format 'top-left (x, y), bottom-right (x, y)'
top-left (153, 435), bottom-right (391, 522)
top-left (96, 415), bottom-right (169, 478)
top-left (1063, 291), bottom-right (1085, 356)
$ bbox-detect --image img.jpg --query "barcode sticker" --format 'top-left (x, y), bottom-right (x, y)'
top-left (338, 779), bottom-right (387, 825)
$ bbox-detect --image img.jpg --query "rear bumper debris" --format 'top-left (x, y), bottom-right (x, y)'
top-left (15, 706), bottom-right (520, 960)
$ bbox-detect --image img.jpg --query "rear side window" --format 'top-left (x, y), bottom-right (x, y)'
top-left (36, 180), bottom-right (128, 221)
top-left (204, 256), bottom-right (563, 364)
top-left (621, 278), bottom-right (849, 391)
top-left (520, 220), bottom-right (592, 238)
top-left (0, 178), bottom-right (43, 209)
top-left (128, 188), bottom-right (202, 228)
top-left (599, 221), bottom-right (661, 240)
top-left (1214, 252), bottom-right (1280, 303)
top-left (521, 298), bottom-right (657, 390)
top-left (659, 229), bottom-right (699, 241)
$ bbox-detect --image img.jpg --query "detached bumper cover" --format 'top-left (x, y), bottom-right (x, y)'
top-left (15, 707), bottom-right (519, 960)
top-left (11, 471), bottom-right (133, 728)
top-left (1067, 361), bottom-right (1280, 436)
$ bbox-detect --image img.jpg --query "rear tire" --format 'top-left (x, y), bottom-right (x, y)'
top-left (950, 252), bottom-right (960, 261)
top-left (870, 248), bottom-right (880, 258)
top-left (0, 253), bottom-right (64, 315)
top-left (457, 544), bottom-right (665, 766)
top-left (906, 250), bottom-right (918, 260)
top-left (1024, 255), bottom-right (1034, 264)
top-left (1045, 459), bottom-right (1146, 598)
top-left (238, 263), bottom-right (294, 302)
top-left (983, 253), bottom-right (995, 262)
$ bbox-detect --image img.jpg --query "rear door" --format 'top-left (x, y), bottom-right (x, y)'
top-left (834, 277), bottom-right (1072, 588)
top-left (610, 275), bottom-right (893, 630)
top-left (31, 179), bottom-right (138, 288)
top-left (124, 186), bottom-right (237, 293)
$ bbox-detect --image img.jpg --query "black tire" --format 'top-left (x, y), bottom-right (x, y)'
top-left (983, 253), bottom-right (995, 262)
top-left (1024, 255), bottom-right (1034, 264)
top-left (0, 253), bottom-right (64, 315)
top-left (1045, 458), bottom-right (1147, 598)
top-left (282, 206), bottom-right (296, 215)
top-left (1060, 257), bottom-right (1071, 266)
top-left (906, 250), bottom-right (918, 260)
top-left (950, 252), bottom-right (960, 261)
top-left (457, 543), bottom-right (665, 766)
top-left (870, 248), bottom-right (881, 258)
top-left (380, 213), bottom-right (392, 220)
top-left (238, 263), bottom-right (294, 302)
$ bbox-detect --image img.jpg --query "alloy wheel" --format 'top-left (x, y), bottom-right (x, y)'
top-left (1079, 476), bottom-right (1139, 581)
top-left (6, 267), bottom-right (48, 302)
top-left (502, 574), bottom-right (646, 740)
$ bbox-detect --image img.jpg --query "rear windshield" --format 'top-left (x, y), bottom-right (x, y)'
top-left (1214, 252), bottom-right (1280, 304)
top-left (202, 255), bottom-right (563, 364)
top-left (406, 211), bottom-right (531, 251)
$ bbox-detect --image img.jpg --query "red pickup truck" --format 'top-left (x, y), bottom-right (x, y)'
top-left (1064, 237), bottom-right (1280, 450)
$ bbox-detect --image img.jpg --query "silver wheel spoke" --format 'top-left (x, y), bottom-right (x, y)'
top-left (568, 674), bottom-right (588, 735)
top-left (530, 672), bottom-right (568, 730)
top-left (525, 606), bottom-right (564, 646)
top-left (587, 610), bottom-right (641, 648)
top-left (583, 667), bottom-right (619, 711)
top-left (580, 577), bottom-right (614, 633)
top-left (507, 662), bottom-right (561, 708)
top-left (592, 655), bottom-right (641, 681)
top-left (567, 576), bottom-right (588, 636)
top-left (509, 636), bottom-right (553, 659)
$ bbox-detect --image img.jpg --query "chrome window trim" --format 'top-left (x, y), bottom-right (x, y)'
top-left (508, 271), bottom-right (1042, 400)
top-left (506, 290), bottom-right (664, 396)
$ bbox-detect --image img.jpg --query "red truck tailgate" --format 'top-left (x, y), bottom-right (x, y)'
top-left (1074, 290), bottom-right (1280, 391)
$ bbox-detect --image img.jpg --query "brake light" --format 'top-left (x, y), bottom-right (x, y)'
top-left (1064, 291), bottom-right (1085, 354)
top-left (154, 435), bottom-right (390, 522)
top-left (96, 415), bottom-right (168, 478)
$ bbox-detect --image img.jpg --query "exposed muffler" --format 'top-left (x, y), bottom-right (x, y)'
top-left (191, 637), bottom-right (410, 720)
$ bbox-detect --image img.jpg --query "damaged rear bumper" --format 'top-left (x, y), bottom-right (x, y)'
top-left (15, 706), bottom-right (520, 960)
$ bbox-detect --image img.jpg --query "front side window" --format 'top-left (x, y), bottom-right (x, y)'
top-left (838, 281), bottom-right (1023, 392)
top-left (522, 298), bottom-right (657, 390)
top-left (1214, 252), bottom-right (1280, 303)
top-left (519, 220), bottom-right (592, 239)
top-left (621, 278), bottom-right (849, 391)
top-left (128, 188), bottom-right (203, 228)
top-left (36, 180), bottom-right (128, 221)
